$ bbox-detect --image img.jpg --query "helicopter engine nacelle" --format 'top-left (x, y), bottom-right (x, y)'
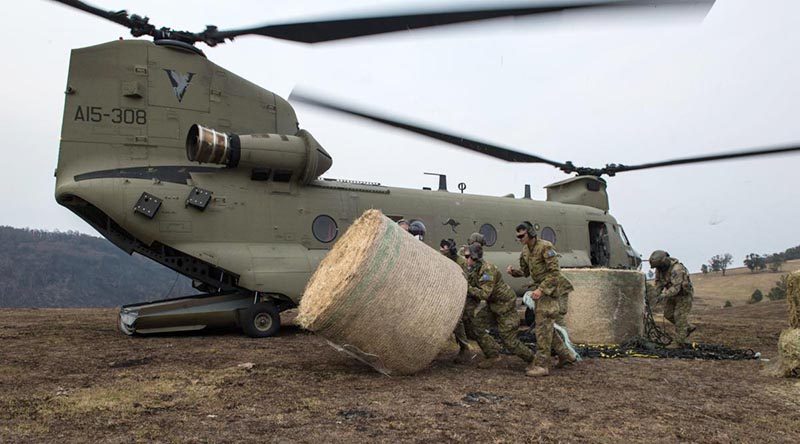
top-left (186, 124), bottom-right (333, 184)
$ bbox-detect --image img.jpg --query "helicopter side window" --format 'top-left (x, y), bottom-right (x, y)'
top-left (312, 215), bottom-right (338, 243)
top-left (479, 223), bottom-right (497, 247)
top-left (541, 226), bottom-right (557, 245)
top-left (273, 170), bottom-right (293, 182)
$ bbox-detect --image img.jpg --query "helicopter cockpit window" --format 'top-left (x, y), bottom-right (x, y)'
top-left (409, 220), bottom-right (427, 240)
top-left (618, 225), bottom-right (631, 246)
top-left (541, 226), bottom-right (557, 245)
top-left (479, 223), bottom-right (497, 247)
top-left (312, 215), bottom-right (338, 243)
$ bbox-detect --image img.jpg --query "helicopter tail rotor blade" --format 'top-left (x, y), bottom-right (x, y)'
top-left (290, 91), bottom-right (567, 168)
top-left (203, 0), bottom-right (716, 45)
top-left (602, 144), bottom-right (800, 175)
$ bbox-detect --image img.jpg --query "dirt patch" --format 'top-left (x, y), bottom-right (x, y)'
top-left (0, 306), bottom-right (798, 442)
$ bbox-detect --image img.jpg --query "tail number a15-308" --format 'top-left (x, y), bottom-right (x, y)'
top-left (74, 106), bottom-right (146, 125)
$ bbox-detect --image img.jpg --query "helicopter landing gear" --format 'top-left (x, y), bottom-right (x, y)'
top-left (240, 302), bottom-right (281, 338)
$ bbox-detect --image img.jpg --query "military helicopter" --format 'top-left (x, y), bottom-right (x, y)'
top-left (52, 0), bottom-right (798, 337)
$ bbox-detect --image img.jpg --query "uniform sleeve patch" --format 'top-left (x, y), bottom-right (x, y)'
top-left (546, 249), bottom-right (557, 258)
top-left (481, 273), bottom-right (492, 282)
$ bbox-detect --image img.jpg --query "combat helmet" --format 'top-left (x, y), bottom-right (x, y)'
top-left (649, 250), bottom-right (670, 268)
top-left (468, 232), bottom-right (486, 246)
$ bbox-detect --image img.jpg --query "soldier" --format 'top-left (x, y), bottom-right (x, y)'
top-left (397, 219), bottom-right (410, 231)
top-left (468, 232), bottom-right (486, 247)
top-left (440, 238), bottom-right (473, 362)
top-left (465, 243), bottom-right (536, 373)
top-left (649, 250), bottom-right (696, 346)
top-left (507, 222), bottom-right (576, 377)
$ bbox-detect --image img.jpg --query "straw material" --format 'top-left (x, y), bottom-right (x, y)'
top-left (562, 269), bottom-right (645, 344)
top-left (776, 328), bottom-right (800, 378)
top-left (787, 271), bottom-right (799, 329)
top-left (297, 209), bottom-right (467, 375)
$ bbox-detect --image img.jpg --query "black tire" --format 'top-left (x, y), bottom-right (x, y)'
top-left (524, 307), bottom-right (536, 327)
top-left (240, 302), bottom-right (280, 338)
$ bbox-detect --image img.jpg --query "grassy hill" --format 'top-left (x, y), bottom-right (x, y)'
top-left (0, 226), bottom-right (196, 307)
top-left (691, 259), bottom-right (800, 309)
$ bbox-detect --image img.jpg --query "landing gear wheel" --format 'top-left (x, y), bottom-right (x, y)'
top-left (240, 302), bottom-right (280, 338)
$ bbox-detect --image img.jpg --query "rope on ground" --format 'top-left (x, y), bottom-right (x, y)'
top-left (643, 296), bottom-right (673, 347)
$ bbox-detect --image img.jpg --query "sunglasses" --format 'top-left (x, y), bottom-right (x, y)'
top-left (516, 233), bottom-right (527, 239)
top-left (464, 255), bottom-right (472, 259)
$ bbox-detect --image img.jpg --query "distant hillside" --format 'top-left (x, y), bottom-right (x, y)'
top-left (0, 227), bottom-right (196, 307)
top-left (692, 259), bottom-right (800, 309)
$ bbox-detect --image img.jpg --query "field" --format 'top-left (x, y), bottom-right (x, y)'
top-left (1, 277), bottom-right (799, 442)
top-left (691, 259), bottom-right (800, 309)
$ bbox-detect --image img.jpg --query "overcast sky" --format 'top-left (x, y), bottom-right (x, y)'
top-left (2, 0), bottom-right (798, 273)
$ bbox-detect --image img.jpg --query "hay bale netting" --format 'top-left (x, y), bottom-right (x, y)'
top-left (776, 328), bottom-right (800, 378)
top-left (296, 209), bottom-right (467, 375)
top-left (788, 271), bottom-right (800, 329)
top-left (562, 269), bottom-right (645, 344)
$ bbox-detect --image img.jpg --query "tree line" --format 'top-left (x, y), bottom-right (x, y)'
top-left (700, 243), bottom-right (799, 276)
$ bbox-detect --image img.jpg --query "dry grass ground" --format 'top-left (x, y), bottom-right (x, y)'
top-left (691, 259), bottom-right (800, 309)
top-left (1, 299), bottom-right (798, 443)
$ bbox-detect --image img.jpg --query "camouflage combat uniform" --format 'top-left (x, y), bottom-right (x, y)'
top-left (442, 250), bottom-right (471, 349)
top-left (467, 259), bottom-right (533, 364)
top-left (519, 239), bottom-right (575, 369)
top-left (654, 257), bottom-right (694, 344)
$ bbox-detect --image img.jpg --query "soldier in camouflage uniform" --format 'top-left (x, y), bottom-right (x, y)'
top-left (439, 238), bottom-right (473, 362)
top-left (465, 243), bottom-right (535, 371)
top-left (507, 222), bottom-right (576, 377)
top-left (649, 250), bottom-right (696, 346)
top-left (461, 233), bottom-right (498, 360)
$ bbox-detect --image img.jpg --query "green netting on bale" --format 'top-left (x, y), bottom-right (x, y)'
top-left (788, 271), bottom-right (800, 329)
top-left (562, 269), bottom-right (645, 344)
top-left (297, 209), bottom-right (467, 375)
top-left (777, 328), bottom-right (800, 378)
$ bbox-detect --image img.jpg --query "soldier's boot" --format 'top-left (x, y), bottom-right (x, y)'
top-left (525, 363), bottom-right (549, 377)
top-left (477, 355), bottom-right (502, 369)
top-left (555, 353), bottom-right (577, 369)
top-left (453, 345), bottom-right (476, 364)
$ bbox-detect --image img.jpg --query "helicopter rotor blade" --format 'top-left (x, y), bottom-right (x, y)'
top-left (601, 144), bottom-right (800, 176)
top-left (290, 91), bottom-right (568, 168)
top-left (51, 0), bottom-right (141, 29)
top-left (51, 0), bottom-right (715, 46)
top-left (205, 1), bottom-right (714, 45)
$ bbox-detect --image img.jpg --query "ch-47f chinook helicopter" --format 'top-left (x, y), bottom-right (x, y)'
top-left (52, 0), bottom-right (799, 337)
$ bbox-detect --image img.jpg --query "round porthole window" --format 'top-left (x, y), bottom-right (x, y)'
top-left (541, 226), bottom-right (557, 245)
top-left (312, 215), bottom-right (338, 243)
top-left (479, 223), bottom-right (497, 247)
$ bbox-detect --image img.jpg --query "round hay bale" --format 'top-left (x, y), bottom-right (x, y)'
top-left (787, 271), bottom-right (800, 329)
top-left (776, 328), bottom-right (800, 378)
top-left (296, 209), bottom-right (467, 375)
top-left (562, 269), bottom-right (645, 344)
